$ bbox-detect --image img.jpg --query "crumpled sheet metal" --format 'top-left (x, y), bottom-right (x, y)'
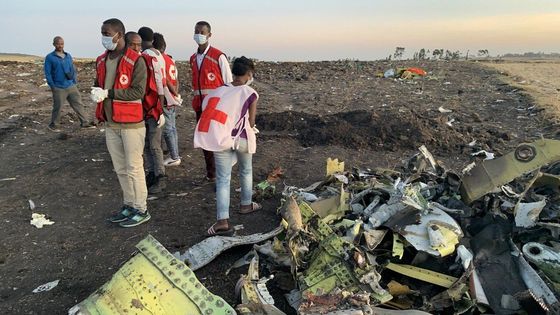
top-left (460, 139), bottom-right (560, 204)
top-left (175, 225), bottom-right (283, 271)
top-left (70, 235), bottom-right (235, 315)
top-left (511, 240), bottom-right (560, 313)
top-left (387, 206), bottom-right (463, 257)
top-left (522, 242), bottom-right (560, 285)
top-left (514, 199), bottom-right (547, 228)
top-left (236, 255), bottom-right (286, 315)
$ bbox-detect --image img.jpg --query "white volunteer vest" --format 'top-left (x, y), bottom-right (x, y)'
top-left (193, 84), bottom-right (258, 153)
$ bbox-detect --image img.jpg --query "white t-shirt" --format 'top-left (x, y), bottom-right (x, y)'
top-left (196, 45), bottom-right (233, 84)
top-left (143, 48), bottom-right (165, 95)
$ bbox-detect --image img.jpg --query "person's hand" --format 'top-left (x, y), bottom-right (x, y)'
top-left (157, 114), bottom-right (166, 128)
top-left (252, 125), bottom-right (260, 134)
top-left (90, 87), bottom-right (108, 103)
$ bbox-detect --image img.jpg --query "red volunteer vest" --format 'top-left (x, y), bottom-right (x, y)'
top-left (141, 53), bottom-right (163, 120)
top-left (95, 48), bottom-right (143, 123)
top-left (190, 46), bottom-right (226, 112)
top-left (162, 53), bottom-right (177, 89)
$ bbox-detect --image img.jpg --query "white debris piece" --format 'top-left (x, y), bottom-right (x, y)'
top-left (514, 199), bottom-right (546, 228)
top-left (28, 199), bottom-right (36, 210)
top-left (32, 280), bottom-right (59, 293)
top-left (30, 213), bottom-right (55, 228)
top-left (438, 106), bottom-right (452, 113)
top-left (471, 150), bottom-right (495, 160)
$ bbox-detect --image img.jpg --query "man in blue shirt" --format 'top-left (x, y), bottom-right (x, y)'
top-left (44, 36), bottom-right (93, 131)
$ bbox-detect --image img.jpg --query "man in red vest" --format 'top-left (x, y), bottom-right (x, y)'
top-left (190, 21), bottom-right (232, 181)
top-left (138, 26), bottom-right (167, 194)
top-left (153, 33), bottom-right (182, 167)
top-left (90, 18), bottom-right (151, 228)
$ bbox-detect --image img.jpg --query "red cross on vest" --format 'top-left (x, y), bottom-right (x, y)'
top-left (198, 97), bottom-right (228, 132)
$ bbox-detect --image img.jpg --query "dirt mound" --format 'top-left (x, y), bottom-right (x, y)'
top-left (257, 110), bottom-right (466, 151)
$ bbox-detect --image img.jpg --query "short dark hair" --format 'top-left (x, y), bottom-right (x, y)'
top-left (152, 33), bottom-right (166, 51)
top-left (52, 36), bottom-right (63, 44)
top-left (103, 18), bottom-right (125, 35)
top-left (125, 31), bottom-right (138, 45)
top-left (196, 21), bottom-right (211, 32)
top-left (138, 26), bottom-right (154, 42)
top-left (232, 56), bottom-right (255, 76)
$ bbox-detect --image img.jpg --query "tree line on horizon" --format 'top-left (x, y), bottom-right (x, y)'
top-left (388, 47), bottom-right (560, 61)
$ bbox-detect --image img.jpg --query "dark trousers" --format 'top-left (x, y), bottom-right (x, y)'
top-left (195, 111), bottom-right (215, 179)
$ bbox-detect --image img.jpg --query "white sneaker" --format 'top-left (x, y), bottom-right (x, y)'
top-left (164, 157), bottom-right (181, 166)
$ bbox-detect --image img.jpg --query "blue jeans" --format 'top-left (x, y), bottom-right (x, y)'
top-left (163, 106), bottom-right (179, 160)
top-left (214, 139), bottom-right (253, 220)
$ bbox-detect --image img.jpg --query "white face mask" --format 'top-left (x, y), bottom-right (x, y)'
top-left (246, 76), bottom-right (254, 86)
top-left (193, 34), bottom-right (207, 45)
top-left (102, 34), bottom-right (118, 51)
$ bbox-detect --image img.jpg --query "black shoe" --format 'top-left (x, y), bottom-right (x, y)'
top-left (146, 172), bottom-right (156, 188)
top-left (47, 124), bottom-right (61, 132)
top-left (148, 175), bottom-right (167, 194)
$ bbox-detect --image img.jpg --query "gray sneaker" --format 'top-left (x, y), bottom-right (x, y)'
top-left (107, 205), bottom-right (134, 223)
top-left (119, 210), bottom-right (151, 228)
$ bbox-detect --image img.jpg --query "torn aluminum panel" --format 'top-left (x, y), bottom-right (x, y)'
top-left (226, 249), bottom-right (258, 275)
top-left (363, 229), bottom-right (387, 251)
top-left (236, 255), bottom-right (286, 315)
top-left (70, 235), bottom-right (235, 315)
top-left (397, 206), bottom-right (463, 257)
top-left (254, 239), bottom-right (292, 267)
top-left (514, 199), bottom-right (546, 228)
top-left (460, 139), bottom-right (560, 204)
top-left (175, 225), bottom-right (283, 271)
top-left (522, 242), bottom-right (560, 284)
top-left (511, 240), bottom-right (560, 313)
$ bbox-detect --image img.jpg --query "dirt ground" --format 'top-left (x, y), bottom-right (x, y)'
top-left (0, 57), bottom-right (558, 314)
top-left (483, 59), bottom-right (560, 123)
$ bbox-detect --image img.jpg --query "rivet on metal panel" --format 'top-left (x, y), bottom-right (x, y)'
top-left (177, 264), bottom-right (184, 270)
top-left (200, 301), bottom-right (206, 309)
top-left (195, 283), bottom-right (202, 289)
top-left (183, 269), bottom-right (192, 276)
top-left (181, 284), bottom-right (187, 290)
top-left (189, 277), bottom-right (195, 283)
top-left (205, 309), bottom-right (213, 315)
top-left (174, 278), bottom-right (180, 284)
top-left (216, 300), bottom-right (224, 307)
top-left (193, 295), bottom-right (200, 301)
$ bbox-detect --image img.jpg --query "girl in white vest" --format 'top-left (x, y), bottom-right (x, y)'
top-left (194, 57), bottom-right (261, 236)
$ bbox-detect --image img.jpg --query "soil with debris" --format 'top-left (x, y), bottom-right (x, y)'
top-left (0, 59), bottom-right (556, 314)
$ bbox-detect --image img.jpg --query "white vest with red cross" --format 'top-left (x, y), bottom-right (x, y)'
top-left (193, 84), bottom-right (258, 153)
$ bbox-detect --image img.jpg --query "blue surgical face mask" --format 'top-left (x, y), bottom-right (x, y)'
top-left (102, 34), bottom-right (118, 51)
top-left (193, 34), bottom-right (207, 45)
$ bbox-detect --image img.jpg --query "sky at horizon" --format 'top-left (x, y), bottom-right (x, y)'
top-left (2, 0), bottom-right (559, 61)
